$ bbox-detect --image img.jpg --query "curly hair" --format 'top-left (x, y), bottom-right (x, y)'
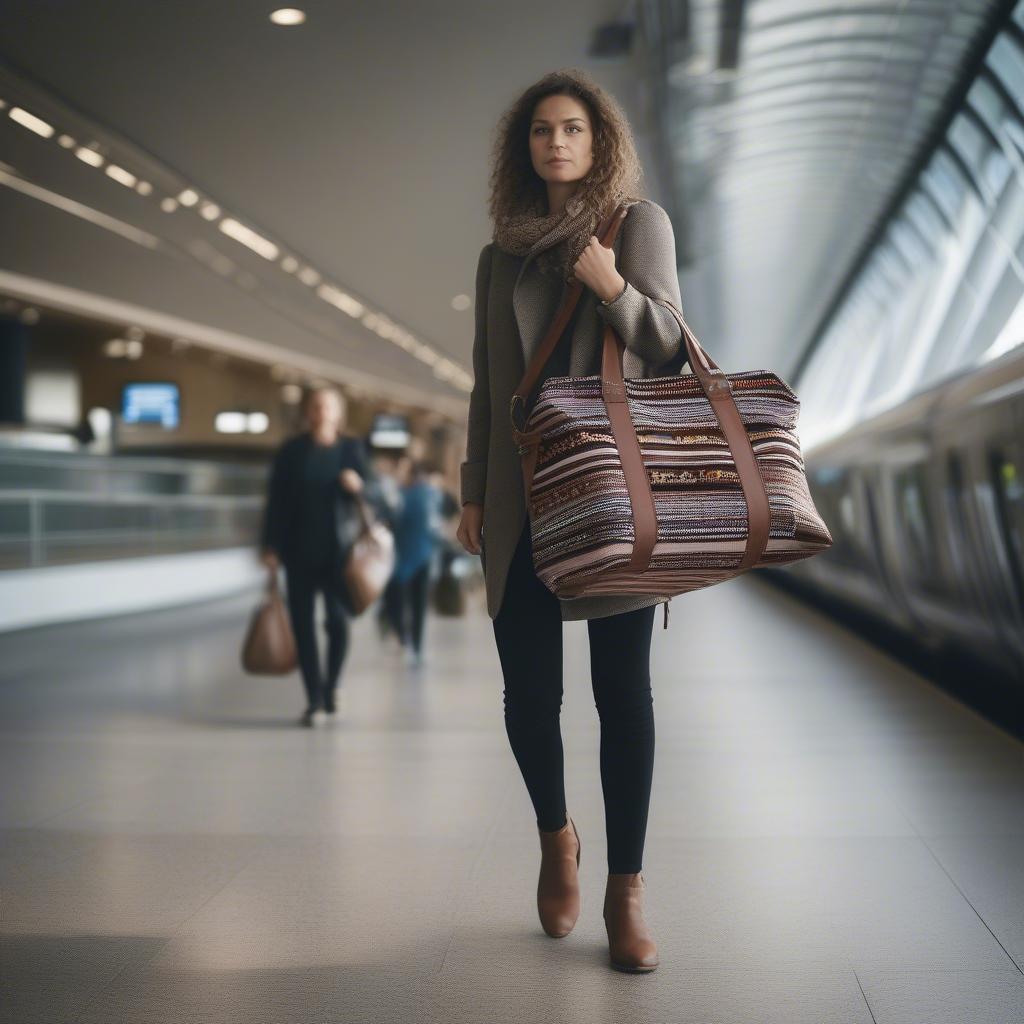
top-left (488, 68), bottom-right (644, 224)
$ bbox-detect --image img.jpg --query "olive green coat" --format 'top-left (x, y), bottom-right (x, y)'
top-left (460, 198), bottom-right (685, 621)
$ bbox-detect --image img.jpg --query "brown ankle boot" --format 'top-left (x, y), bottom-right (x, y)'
top-left (536, 815), bottom-right (581, 938)
top-left (603, 872), bottom-right (659, 972)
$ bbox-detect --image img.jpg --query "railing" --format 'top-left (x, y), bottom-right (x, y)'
top-left (0, 449), bottom-right (268, 569)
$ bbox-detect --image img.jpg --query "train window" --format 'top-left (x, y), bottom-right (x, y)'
top-left (894, 463), bottom-right (944, 596)
top-left (943, 451), bottom-right (977, 603)
top-left (990, 448), bottom-right (1024, 607)
top-left (808, 466), bottom-right (861, 571)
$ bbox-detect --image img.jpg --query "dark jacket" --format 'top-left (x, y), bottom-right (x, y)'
top-left (260, 431), bottom-right (381, 566)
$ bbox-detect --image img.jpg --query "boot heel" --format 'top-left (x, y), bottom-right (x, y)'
top-left (603, 872), bottom-right (659, 972)
top-left (537, 815), bottom-right (581, 938)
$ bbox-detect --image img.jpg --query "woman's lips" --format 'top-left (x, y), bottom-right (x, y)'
top-left (548, 158), bottom-right (570, 165)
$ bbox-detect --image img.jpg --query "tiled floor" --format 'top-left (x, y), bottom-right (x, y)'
top-left (1, 576), bottom-right (1022, 1023)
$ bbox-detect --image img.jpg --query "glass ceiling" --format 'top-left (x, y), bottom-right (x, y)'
top-left (649, 0), bottom-right (1005, 391)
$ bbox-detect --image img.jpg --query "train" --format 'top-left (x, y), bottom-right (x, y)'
top-left (767, 343), bottom-right (1024, 689)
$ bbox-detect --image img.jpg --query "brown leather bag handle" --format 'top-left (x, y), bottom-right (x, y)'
top-left (638, 298), bottom-right (771, 571)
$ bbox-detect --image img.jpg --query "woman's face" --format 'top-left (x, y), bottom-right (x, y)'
top-left (529, 93), bottom-right (594, 188)
top-left (306, 390), bottom-right (344, 432)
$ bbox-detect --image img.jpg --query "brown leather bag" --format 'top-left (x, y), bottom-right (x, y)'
top-left (241, 570), bottom-right (298, 674)
top-left (342, 492), bottom-right (396, 615)
top-left (510, 203), bottom-right (832, 625)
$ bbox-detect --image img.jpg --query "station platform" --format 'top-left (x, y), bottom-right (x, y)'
top-left (2, 577), bottom-right (1022, 1023)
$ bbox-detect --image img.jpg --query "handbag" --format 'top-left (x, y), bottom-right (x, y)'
top-left (510, 203), bottom-right (833, 626)
top-left (432, 545), bottom-right (467, 617)
top-left (241, 570), bottom-right (298, 674)
top-left (342, 492), bottom-right (396, 615)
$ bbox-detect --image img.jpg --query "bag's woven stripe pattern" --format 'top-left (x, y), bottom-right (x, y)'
top-left (524, 370), bottom-right (833, 597)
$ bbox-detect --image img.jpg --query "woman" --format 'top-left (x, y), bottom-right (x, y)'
top-left (260, 385), bottom-right (370, 727)
top-left (455, 69), bottom-right (684, 973)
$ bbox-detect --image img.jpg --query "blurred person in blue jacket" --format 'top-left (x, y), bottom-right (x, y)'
top-left (260, 385), bottom-right (381, 726)
top-left (392, 455), bottom-right (444, 666)
top-left (371, 455), bottom-right (406, 643)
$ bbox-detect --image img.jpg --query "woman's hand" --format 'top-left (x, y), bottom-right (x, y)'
top-left (457, 502), bottom-right (483, 555)
top-left (572, 236), bottom-right (626, 304)
top-left (339, 468), bottom-right (363, 494)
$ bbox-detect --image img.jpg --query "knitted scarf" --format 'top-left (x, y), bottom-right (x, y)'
top-left (492, 188), bottom-right (629, 278)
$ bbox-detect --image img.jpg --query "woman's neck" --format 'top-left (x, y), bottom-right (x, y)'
top-left (546, 180), bottom-right (578, 216)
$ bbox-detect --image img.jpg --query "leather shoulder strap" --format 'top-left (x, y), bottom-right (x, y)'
top-left (510, 203), bottom-right (628, 430)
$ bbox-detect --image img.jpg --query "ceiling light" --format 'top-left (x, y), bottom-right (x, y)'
top-left (57, 134), bottom-right (75, 148)
top-left (270, 8), bottom-right (306, 26)
top-left (160, 197), bottom-right (179, 213)
top-left (105, 164), bottom-right (137, 188)
top-left (410, 342), bottom-right (438, 365)
top-left (316, 284), bottom-right (364, 318)
top-left (8, 106), bottom-right (55, 138)
top-left (280, 255), bottom-right (299, 273)
top-left (177, 188), bottom-right (199, 206)
top-left (199, 201), bottom-right (221, 221)
top-left (247, 412), bottom-right (269, 433)
top-left (215, 411), bottom-right (247, 434)
top-left (451, 293), bottom-right (471, 311)
top-left (75, 146), bottom-right (104, 168)
top-left (298, 266), bottom-right (320, 286)
top-left (135, 180), bottom-right (153, 196)
top-left (87, 407), bottom-right (112, 439)
top-left (372, 316), bottom-right (395, 339)
top-left (219, 217), bottom-right (280, 260)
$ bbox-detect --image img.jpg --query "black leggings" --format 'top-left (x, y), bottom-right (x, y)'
top-left (284, 560), bottom-right (351, 709)
top-left (492, 523), bottom-right (656, 874)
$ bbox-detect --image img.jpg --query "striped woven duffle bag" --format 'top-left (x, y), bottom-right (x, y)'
top-left (510, 203), bottom-right (832, 625)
